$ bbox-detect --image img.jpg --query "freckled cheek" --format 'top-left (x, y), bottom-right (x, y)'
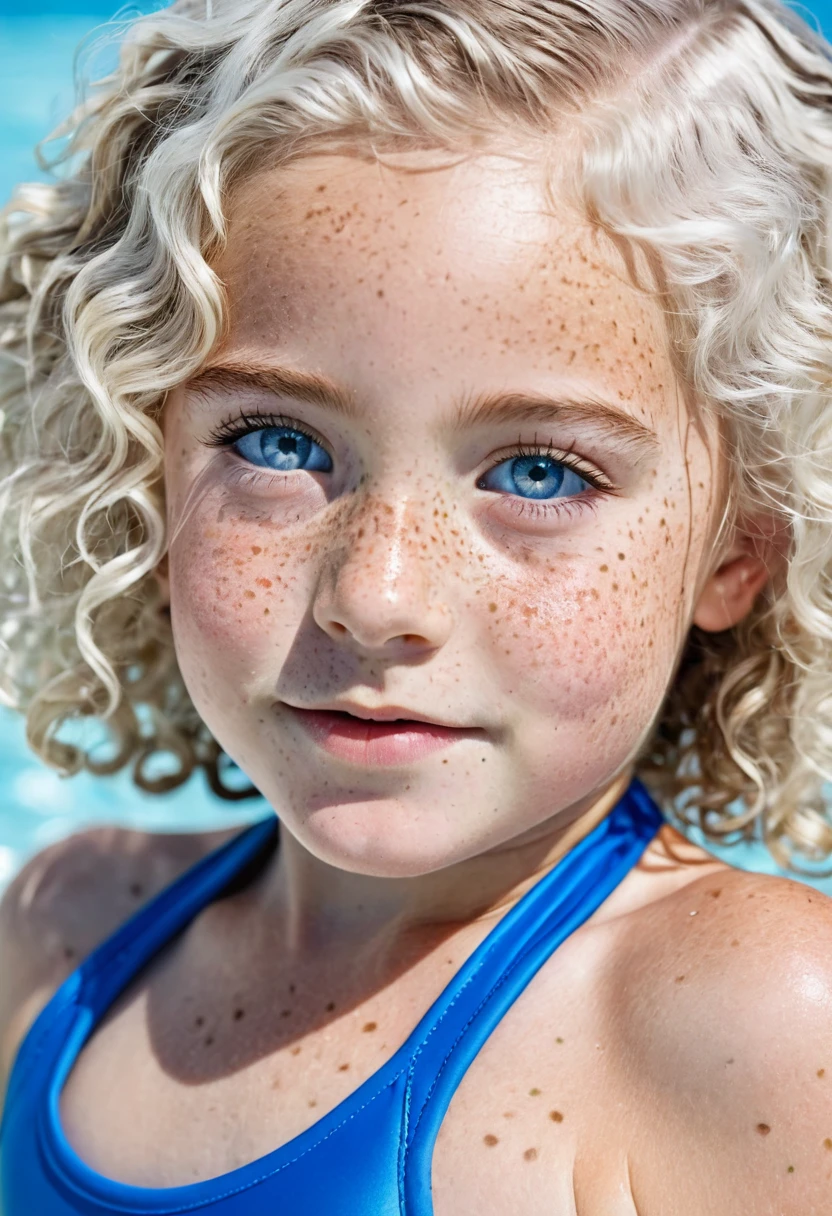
top-left (482, 562), bottom-right (676, 718)
top-left (168, 522), bottom-right (314, 668)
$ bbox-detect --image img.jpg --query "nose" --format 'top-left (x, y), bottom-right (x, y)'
top-left (311, 495), bottom-right (454, 658)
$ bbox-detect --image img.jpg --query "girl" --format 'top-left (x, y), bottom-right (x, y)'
top-left (2, 0), bottom-right (832, 1211)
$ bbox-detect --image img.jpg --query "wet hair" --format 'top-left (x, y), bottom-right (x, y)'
top-left (2, 0), bottom-right (832, 867)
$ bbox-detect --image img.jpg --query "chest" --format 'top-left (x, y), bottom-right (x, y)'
top-left (57, 934), bottom-right (642, 1215)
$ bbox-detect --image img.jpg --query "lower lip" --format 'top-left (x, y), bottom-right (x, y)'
top-left (286, 707), bottom-right (473, 767)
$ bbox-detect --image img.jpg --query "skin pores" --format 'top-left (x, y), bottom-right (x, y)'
top-left (162, 148), bottom-right (720, 880)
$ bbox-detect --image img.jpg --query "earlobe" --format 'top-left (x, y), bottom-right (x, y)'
top-left (692, 552), bottom-right (770, 633)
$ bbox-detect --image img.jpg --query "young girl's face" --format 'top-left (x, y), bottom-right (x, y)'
top-left (163, 149), bottom-right (721, 876)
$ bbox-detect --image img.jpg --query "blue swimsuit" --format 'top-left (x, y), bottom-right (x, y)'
top-left (1, 779), bottom-right (663, 1215)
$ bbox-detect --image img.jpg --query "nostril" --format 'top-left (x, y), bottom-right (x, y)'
top-left (401, 633), bottom-right (428, 646)
top-left (331, 621), bottom-right (349, 636)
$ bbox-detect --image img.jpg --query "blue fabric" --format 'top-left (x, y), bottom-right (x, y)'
top-left (0, 779), bottom-right (663, 1214)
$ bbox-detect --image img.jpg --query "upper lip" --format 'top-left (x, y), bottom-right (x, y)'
top-left (282, 700), bottom-right (475, 731)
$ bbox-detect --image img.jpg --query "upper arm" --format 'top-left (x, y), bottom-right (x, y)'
top-left (615, 870), bottom-right (832, 1213)
top-left (0, 824), bottom-right (236, 1101)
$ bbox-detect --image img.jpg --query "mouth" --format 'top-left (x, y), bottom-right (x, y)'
top-left (280, 703), bottom-right (483, 767)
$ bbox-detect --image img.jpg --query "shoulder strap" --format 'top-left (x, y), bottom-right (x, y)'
top-left (76, 816), bottom-right (278, 1017)
top-left (400, 781), bottom-right (663, 1210)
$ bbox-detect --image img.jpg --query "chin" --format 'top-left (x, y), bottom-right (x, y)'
top-left (287, 800), bottom-right (483, 878)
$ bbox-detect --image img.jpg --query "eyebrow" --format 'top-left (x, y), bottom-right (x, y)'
top-left (185, 359), bottom-right (659, 455)
top-left (447, 390), bottom-right (660, 456)
top-left (184, 361), bottom-right (361, 419)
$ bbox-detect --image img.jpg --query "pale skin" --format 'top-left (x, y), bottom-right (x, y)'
top-left (2, 143), bottom-right (832, 1214)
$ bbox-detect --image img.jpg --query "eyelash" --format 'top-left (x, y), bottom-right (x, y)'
top-left (204, 413), bottom-right (617, 515)
top-left (205, 410), bottom-right (328, 451)
top-left (486, 439), bottom-right (612, 490)
top-left (477, 437), bottom-right (615, 521)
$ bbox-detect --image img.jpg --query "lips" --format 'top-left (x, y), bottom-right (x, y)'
top-left (282, 704), bottom-right (480, 767)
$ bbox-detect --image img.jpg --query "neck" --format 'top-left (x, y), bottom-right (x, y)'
top-left (258, 770), bottom-right (634, 960)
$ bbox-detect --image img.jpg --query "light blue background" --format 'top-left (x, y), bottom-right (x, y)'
top-left (2, 0), bottom-right (832, 893)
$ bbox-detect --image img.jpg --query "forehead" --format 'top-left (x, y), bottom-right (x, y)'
top-left (214, 150), bottom-right (679, 434)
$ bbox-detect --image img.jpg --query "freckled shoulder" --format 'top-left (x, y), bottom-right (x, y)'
top-left (602, 863), bottom-right (832, 1211)
top-left (0, 823), bottom-right (237, 1099)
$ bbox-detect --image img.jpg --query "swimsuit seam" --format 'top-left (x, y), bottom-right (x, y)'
top-left (397, 932), bottom-right (514, 1202)
top-left (64, 1067), bottom-right (411, 1215)
top-left (394, 852), bottom-right (608, 1199)
top-left (404, 839), bottom-right (632, 1150)
top-left (403, 810), bottom-right (662, 1162)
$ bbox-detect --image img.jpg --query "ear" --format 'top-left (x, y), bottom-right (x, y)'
top-left (692, 515), bottom-right (781, 633)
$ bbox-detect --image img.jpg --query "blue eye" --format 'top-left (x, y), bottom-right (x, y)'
top-left (479, 453), bottom-right (592, 500)
top-left (233, 426), bottom-right (332, 473)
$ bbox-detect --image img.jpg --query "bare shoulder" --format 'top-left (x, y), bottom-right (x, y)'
top-left (0, 822), bottom-right (239, 1091)
top-left (607, 858), bottom-right (832, 1211)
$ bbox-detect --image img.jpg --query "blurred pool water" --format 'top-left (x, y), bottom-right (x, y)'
top-left (0, 707), bottom-right (267, 893)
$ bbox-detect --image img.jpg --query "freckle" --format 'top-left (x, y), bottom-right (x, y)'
top-left (281, 1009), bottom-right (292, 1017)
top-left (756, 1123), bottom-right (771, 1136)
top-left (63, 945), bottom-right (76, 959)
top-left (675, 975), bottom-right (686, 983)
top-left (488, 602), bottom-right (498, 612)
top-left (129, 882), bottom-right (144, 898)
top-left (599, 564), bottom-right (608, 572)
top-left (483, 1134), bottom-right (499, 1146)
top-left (308, 1099), bottom-right (318, 1108)
top-left (731, 938), bottom-right (740, 946)
top-left (338, 1063), bottom-right (350, 1071)
top-left (244, 589), bottom-right (256, 599)
top-left (824, 1138), bottom-right (832, 1149)
top-left (617, 552), bottom-right (625, 560)
top-left (523, 1148), bottom-right (538, 1161)
top-left (709, 889), bottom-right (722, 898)
top-left (555, 1036), bottom-right (564, 1043)
top-left (363, 1022), bottom-right (378, 1033)
top-left (326, 1001), bottom-right (336, 1012)
top-left (818, 1069), bottom-right (826, 1077)
top-left (528, 1087), bottom-right (541, 1096)
top-left (549, 1110), bottom-right (564, 1122)
top-left (376, 289), bottom-right (384, 297)
top-left (263, 607), bottom-right (270, 614)
top-left (251, 545), bottom-right (262, 554)
top-left (233, 1008), bottom-right (245, 1021)
top-left (204, 1036), bottom-right (214, 1047)
top-left (195, 1015), bottom-right (204, 1027)
top-left (290, 1045), bottom-right (302, 1055)
top-left (503, 1111), bottom-right (515, 1119)
top-left (726, 1058), bottom-right (734, 1065)
top-left (612, 583), bottom-right (619, 591)
top-left (787, 1165), bottom-right (794, 1173)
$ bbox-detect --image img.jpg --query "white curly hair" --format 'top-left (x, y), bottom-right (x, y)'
top-left (2, 0), bottom-right (832, 869)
